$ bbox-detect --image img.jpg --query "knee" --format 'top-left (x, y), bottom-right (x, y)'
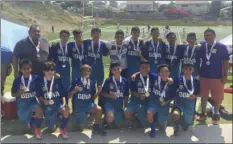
top-left (172, 110), bottom-right (180, 121)
top-left (124, 111), bottom-right (131, 120)
top-left (96, 105), bottom-right (103, 114)
top-left (63, 107), bottom-right (70, 118)
top-left (35, 107), bottom-right (43, 118)
top-left (106, 112), bottom-right (114, 123)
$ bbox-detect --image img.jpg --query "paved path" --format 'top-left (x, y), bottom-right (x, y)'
top-left (1, 124), bottom-right (232, 143)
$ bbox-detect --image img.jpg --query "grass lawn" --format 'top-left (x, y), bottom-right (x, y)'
top-left (3, 24), bottom-right (232, 126)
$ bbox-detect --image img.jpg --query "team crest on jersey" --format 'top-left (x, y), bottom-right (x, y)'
top-left (137, 81), bottom-right (142, 87)
top-left (179, 85), bottom-right (184, 90)
top-left (110, 83), bottom-right (114, 90)
top-left (72, 47), bottom-right (76, 52)
top-left (57, 49), bottom-right (62, 54)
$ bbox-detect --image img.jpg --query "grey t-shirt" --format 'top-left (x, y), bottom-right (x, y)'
top-left (13, 37), bottom-right (50, 75)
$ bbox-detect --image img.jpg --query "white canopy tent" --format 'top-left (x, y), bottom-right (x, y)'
top-left (220, 34), bottom-right (232, 54)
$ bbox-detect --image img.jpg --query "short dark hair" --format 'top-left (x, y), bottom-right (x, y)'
top-left (115, 30), bottom-right (124, 38)
top-left (131, 26), bottom-right (140, 33)
top-left (72, 29), bottom-right (82, 36)
top-left (166, 32), bottom-right (176, 39)
top-left (91, 27), bottom-right (101, 34)
top-left (60, 30), bottom-right (70, 36)
top-left (140, 59), bottom-right (149, 66)
top-left (204, 28), bottom-right (216, 36)
top-left (187, 32), bottom-right (196, 38)
top-left (110, 62), bottom-right (121, 69)
top-left (19, 59), bottom-right (32, 69)
top-left (43, 61), bottom-right (56, 71)
top-left (29, 24), bottom-right (39, 32)
top-left (182, 63), bottom-right (194, 68)
top-left (151, 27), bottom-right (159, 33)
top-left (158, 64), bottom-right (171, 72)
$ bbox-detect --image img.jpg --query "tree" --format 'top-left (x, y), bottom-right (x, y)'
top-left (60, 1), bottom-right (83, 10)
top-left (209, 1), bottom-right (222, 18)
top-left (167, 1), bottom-right (175, 8)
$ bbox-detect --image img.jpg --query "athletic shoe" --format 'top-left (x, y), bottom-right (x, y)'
top-left (173, 125), bottom-right (179, 136)
top-left (212, 114), bottom-right (220, 125)
top-left (92, 128), bottom-right (107, 136)
top-left (149, 130), bottom-right (156, 138)
top-left (196, 112), bottom-right (207, 121)
top-left (183, 124), bottom-right (189, 131)
top-left (60, 129), bottom-right (69, 139)
top-left (34, 128), bottom-right (43, 140)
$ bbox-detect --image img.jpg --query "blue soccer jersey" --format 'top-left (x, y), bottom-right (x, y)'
top-left (68, 41), bottom-right (85, 81)
top-left (11, 75), bottom-right (39, 124)
top-left (83, 39), bottom-right (109, 86)
top-left (101, 76), bottom-right (129, 110)
top-left (174, 76), bottom-right (200, 124)
top-left (124, 38), bottom-right (144, 79)
top-left (142, 39), bottom-right (166, 73)
top-left (181, 45), bottom-right (199, 76)
top-left (49, 42), bottom-right (70, 92)
top-left (36, 76), bottom-right (67, 127)
top-left (165, 44), bottom-right (184, 79)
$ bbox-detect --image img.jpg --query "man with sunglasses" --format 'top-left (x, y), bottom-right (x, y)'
top-left (13, 24), bottom-right (50, 77)
top-left (100, 62), bottom-right (129, 129)
top-left (48, 30), bottom-right (71, 94)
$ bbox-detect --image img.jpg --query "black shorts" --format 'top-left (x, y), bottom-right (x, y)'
top-left (109, 68), bottom-right (128, 78)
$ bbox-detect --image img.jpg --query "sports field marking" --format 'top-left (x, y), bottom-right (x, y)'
top-left (176, 26), bottom-right (182, 44)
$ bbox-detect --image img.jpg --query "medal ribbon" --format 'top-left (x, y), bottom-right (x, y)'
top-left (185, 45), bottom-right (196, 59)
top-left (182, 75), bottom-right (194, 95)
top-left (59, 41), bottom-right (68, 64)
top-left (75, 42), bottom-right (84, 61)
top-left (29, 36), bottom-right (40, 53)
top-left (205, 41), bottom-right (216, 62)
top-left (151, 40), bottom-right (160, 59)
top-left (21, 74), bottom-right (32, 91)
top-left (140, 74), bottom-right (149, 92)
top-left (130, 39), bottom-right (139, 50)
top-left (167, 44), bottom-right (177, 64)
top-left (91, 40), bottom-right (101, 62)
top-left (44, 76), bottom-right (54, 100)
top-left (112, 76), bottom-right (122, 93)
top-left (158, 76), bottom-right (168, 98)
top-left (81, 77), bottom-right (90, 89)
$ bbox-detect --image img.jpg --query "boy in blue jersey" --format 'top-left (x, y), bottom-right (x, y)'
top-left (11, 59), bottom-right (43, 139)
top-left (124, 26), bottom-right (145, 79)
top-left (48, 30), bottom-right (71, 94)
top-left (124, 60), bottom-right (152, 128)
top-left (147, 64), bottom-right (177, 138)
top-left (36, 61), bottom-right (70, 139)
top-left (68, 30), bottom-right (85, 81)
top-left (83, 27), bottom-right (109, 93)
top-left (172, 63), bottom-right (200, 136)
top-left (181, 32), bottom-right (199, 76)
top-left (142, 27), bottom-right (166, 73)
top-left (68, 64), bottom-right (107, 136)
top-left (165, 32), bottom-right (184, 79)
top-left (101, 62), bottom-right (129, 128)
top-left (106, 30), bottom-right (127, 78)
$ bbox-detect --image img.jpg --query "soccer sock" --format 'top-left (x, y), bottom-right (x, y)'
top-left (35, 118), bottom-right (42, 128)
top-left (149, 122), bottom-right (155, 131)
top-left (93, 124), bottom-right (100, 130)
top-left (60, 118), bottom-right (69, 129)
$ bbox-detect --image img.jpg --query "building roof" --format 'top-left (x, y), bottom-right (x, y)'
top-left (176, 1), bottom-right (210, 5)
top-left (127, 1), bottom-right (153, 5)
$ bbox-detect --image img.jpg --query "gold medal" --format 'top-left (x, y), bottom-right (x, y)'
top-left (49, 100), bottom-right (54, 105)
top-left (145, 91), bottom-right (150, 97)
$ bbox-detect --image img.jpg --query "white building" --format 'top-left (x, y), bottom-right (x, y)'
top-left (126, 1), bottom-right (156, 13)
top-left (175, 1), bottom-right (210, 15)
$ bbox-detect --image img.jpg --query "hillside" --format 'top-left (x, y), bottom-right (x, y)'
top-left (1, 1), bottom-right (95, 35)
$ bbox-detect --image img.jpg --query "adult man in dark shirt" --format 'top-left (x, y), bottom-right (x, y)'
top-left (12, 24), bottom-right (50, 77)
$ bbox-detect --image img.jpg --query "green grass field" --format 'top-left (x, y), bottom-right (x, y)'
top-left (4, 24), bottom-right (232, 126)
